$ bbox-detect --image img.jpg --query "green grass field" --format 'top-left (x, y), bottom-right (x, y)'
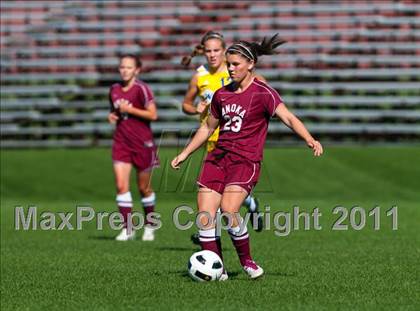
top-left (1, 147), bottom-right (419, 310)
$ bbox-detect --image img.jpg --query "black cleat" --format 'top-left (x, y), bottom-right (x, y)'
top-left (191, 233), bottom-right (200, 245)
top-left (249, 197), bottom-right (264, 232)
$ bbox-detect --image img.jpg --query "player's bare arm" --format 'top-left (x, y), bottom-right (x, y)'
top-left (108, 112), bottom-right (119, 124)
top-left (171, 115), bottom-right (219, 169)
top-left (119, 99), bottom-right (158, 121)
top-left (182, 74), bottom-right (208, 115)
top-left (275, 104), bottom-right (323, 156)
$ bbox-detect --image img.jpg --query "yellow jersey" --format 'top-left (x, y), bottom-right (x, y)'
top-left (196, 64), bottom-right (231, 151)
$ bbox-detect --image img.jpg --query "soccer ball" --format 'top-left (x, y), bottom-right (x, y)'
top-left (188, 250), bottom-right (223, 282)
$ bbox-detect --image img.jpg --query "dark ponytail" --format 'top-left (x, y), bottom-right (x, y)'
top-left (181, 31), bottom-right (225, 67)
top-left (252, 33), bottom-right (287, 57)
top-left (181, 44), bottom-right (205, 67)
top-left (226, 33), bottom-right (286, 63)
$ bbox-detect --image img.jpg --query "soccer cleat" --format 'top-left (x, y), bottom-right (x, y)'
top-left (249, 197), bottom-right (264, 232)
top-left (142, 225), bottom-right (155, 241)
top-left (219, 270), bottom-right (229, 281)
top-left (242, 260), bottom-right (264, 279)
top-left (190, 233), bottom-right (200, 245)
top-left (115, 228), bottom-right (136, 241)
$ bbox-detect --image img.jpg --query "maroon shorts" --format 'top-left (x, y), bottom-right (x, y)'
top-left (197, 149), bottom-right (261, 195)
top-left (112, 140), bottom-right (159, 172)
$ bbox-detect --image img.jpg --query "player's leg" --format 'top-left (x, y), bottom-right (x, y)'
top-left (190, 139), bottom-right (218, 246)
top-left (197, 187), bottom-right (222, 257)
top-left (190, 141), bottom-right (217, 246)
top-left (196, 187), bottom-right (228, 280)
top-left (136, 169), bottom-right (157, 241)
top-left (113, 161), bottom-right (135, 241)
top-left (222, 185), bottom-right (264, 279)
top-left (191, 139), bottom-right (218, 245)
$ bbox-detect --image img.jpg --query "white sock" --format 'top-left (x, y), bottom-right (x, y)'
top-left (141, 192), bottom-right (156, 207)
top-left (116, 192), bottom-right (133, 208)
top-left (228, 224), bottom-right (249, 240)
top-left (199, 228), bottom-right (216, 242)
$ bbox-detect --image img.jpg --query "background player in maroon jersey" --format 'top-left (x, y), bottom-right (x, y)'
top-left (108, 54), bottom-right (159, 241)
top-left (171, 34), bottom-right (323, 280)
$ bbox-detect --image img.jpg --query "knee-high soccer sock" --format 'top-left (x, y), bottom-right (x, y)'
top-left (116, 192), bottom-right (133, 228)
top-left (228, 225), bottom-right (252, 266)
top-left (244, 195), bottom-right (257, 212)
top-left (215, 210), bottom-right (224, 262)
top-left (199, 228), bottom-right (223, 261)
top-left (141, 192), bottom-right (156, 226)
top-left (215, 236), bottom-right (223, 262)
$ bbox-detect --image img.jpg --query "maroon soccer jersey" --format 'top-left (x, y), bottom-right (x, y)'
top-left (109, 80), bottom-right (155, 150)
top-left (210, 78), bottom-right (283, 162)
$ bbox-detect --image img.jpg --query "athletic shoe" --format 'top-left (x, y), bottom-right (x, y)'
top-left (219, 270), bottom-right (229, 281)
top-left (249, 197), bottom-right (263, 232)
top-left (190, 233), bottom-right (200, 245)
top-left (142, 226), bottom-right (155, 241)
top-left (115, 228), bottom-right (136, 241)
top-left (243, 259), bottom-right (264, 279)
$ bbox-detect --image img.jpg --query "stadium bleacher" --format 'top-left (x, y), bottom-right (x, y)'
top-left (1, 0), bottom-right (419, 147)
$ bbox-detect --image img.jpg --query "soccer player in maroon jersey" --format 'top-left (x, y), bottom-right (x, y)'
top-left (171, 34), bottom-right (323, 280)
top-left (182, 31), bottom-right (265, 246)
top-left (108, 54), bottom-right (159, 241)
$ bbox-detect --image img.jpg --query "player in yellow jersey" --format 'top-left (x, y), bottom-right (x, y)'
top-left (181, 32), bottom-right (230, 153)
top-left (181, 31), bottom-right (263, 244)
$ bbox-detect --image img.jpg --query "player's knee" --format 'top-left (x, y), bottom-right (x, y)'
top-left (198, 213), bottom-right (215, 229)
top-left (116, 181), bottom-right (129, 194)
top-left (220, 199), bottom-right (237, 214)
top-left (139, 185), bottom-right (153, 197)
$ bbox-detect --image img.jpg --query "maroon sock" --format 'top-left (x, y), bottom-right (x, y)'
top-left (229, 228), bottom-right (252, 266)
top-left (199, 229), bottom-right (223, 261)
top-left (143, 206), bottom-right (155, 225)
top-left (118, 206), bottom-right (131, 228)
top-left (142, 193), bottom-right (156, 226)
top-left (215, 237), bottom-right (224, 262)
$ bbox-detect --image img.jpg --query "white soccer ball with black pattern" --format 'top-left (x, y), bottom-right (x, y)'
top-left (188, 250), bottom-right (223, 282)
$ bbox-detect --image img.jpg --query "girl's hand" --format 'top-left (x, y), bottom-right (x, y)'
top-left (171, 152), bottom-right (188, 170)
top-left (119, 100), bottom-right (132, 113)
top-left (307, 139), bottom-right (323, 157)
top-left (108, 112), bottom-right (119, 124)
top-left (196, 101), bottom-right (209, 114)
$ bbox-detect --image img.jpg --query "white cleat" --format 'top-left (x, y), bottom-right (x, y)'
top-left (115, 228), bottom-right (136, 241)
top-left (219, 271), bottom-right (229, 281)
top-left (243, 260), bottom-right (264, 279)
top-left (142, 226), bottom-right (155, 241)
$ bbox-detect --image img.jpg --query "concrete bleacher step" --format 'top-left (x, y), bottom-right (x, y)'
top-left (1, 84), bottom-right (80, 96)
top-left (21, 28), bottom-right (419, 45)
top-left (231, 16), bottom-right (420, 28)
top-left (2, 70), bottom-right (417, 84)
top-left (1, 139), bottom-right (95, 148)
top-left (3, 109), bottom-right (419, 124)
top-left (250, 3), bottom-right (419, 14)
top-left (7, 43), bottom-right (418, 60)
top-left (2, 68), bottom-right (419, 84)
top-left (3, 81), bottom-right (418, 99)
top-left (3, 122), bottom-right (420, 137)
top-left (0, 109), bottom-right (188, 123)
top-left (3, 54), bottom-right (419, 74)
top-left (2, 96), bottom-right (419, 112)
